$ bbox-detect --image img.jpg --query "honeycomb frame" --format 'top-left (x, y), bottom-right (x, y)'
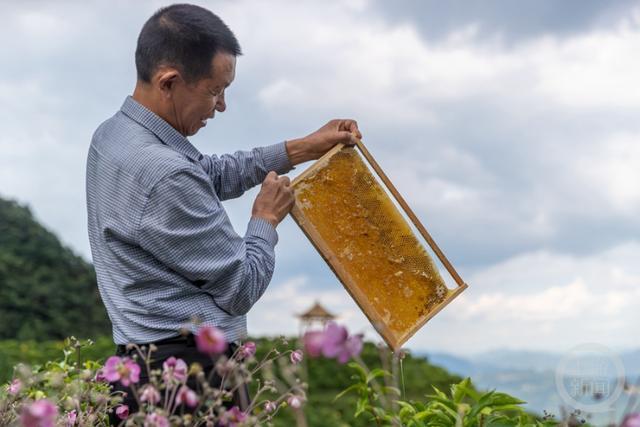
top-left (290, 141), bottom-right (468, 351)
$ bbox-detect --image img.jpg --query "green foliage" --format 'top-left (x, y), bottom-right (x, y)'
top-left (335, 367), bottom-right (559, 427)
top-left (0, 197), bottom-right (110, 341)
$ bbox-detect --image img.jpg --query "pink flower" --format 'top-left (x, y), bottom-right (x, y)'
top-left (115, 405), bottom-right (129, 420)
top-left (140, 385), bottom-right (161, 405)
top-left (8, 378), bottom-right (22, 395)
top-left (175, 385), bottom-right (198, 408)
top-left (196, 325), bottom-right (227, 355)
top-left (162, 357), bottom-right (188, 383)
top-left (303, 322), bottom-right (363, 364)
top-left (144, 412), bottom-right (169, 427)
top-left (623, 414), bottom-right (640, 427)
top-left (20, 399), bottom-right (58, 427)
top-left (238, 341), bottom-right (256, 359)
top-left (219, 406), bottom-right (247, 426)
top-left (103, 356), bottom-right (141, 386)
top-left (302, 330), bottom-right (324, 357)
top-left (290, 349), bottom-right (303, 364)
top-left (264, 400), bottom-right (277, 413)
top-left (287, 395), bottom-right (303, 409)
top-left (66, 410), bottom-right (77, 427)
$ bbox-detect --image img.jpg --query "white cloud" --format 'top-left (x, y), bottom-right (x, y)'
top-left (409, 241), bottom-right (640, 353)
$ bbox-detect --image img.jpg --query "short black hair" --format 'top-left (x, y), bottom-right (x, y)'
top-left (135, 4), bottom-right (242, 83)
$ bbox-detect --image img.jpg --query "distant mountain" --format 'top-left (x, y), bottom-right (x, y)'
top-left (423, 348), bottom-right (640, 377)
top-left (0, 196), bottom-right (110, 340)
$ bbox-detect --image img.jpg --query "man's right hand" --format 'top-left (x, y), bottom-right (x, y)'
top-left (252, 171), bottom-right (294, 228)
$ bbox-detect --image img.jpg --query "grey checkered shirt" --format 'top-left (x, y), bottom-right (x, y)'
top-left (86, 96), bottom-right (292, 345)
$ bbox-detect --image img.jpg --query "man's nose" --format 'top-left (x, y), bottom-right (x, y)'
top-left (216, 94), bottom-right (226, 112)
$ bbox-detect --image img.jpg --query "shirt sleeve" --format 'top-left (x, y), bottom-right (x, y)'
top-left (198, 142), bottom-right (293, 201)
top-left (138, 167), bottom-right (278, 316)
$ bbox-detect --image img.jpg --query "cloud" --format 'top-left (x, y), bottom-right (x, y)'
top-left (0, 0), bottom-right (638, 354)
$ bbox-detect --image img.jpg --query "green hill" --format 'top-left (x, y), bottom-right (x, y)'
top-left (0, 196), bottom-right (110, 340)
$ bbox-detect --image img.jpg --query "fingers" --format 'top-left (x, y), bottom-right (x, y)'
top-left (279, 175), bottom-right (291, 187)
top-left (265, 171), bottom-right (278, 182)
top-left (337, 119), bottom-right (362, 139)
top-left (338, 131), bottom-right (359, 146)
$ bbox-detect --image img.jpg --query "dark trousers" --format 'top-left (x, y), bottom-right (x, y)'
top-left (108, 337), bottom-right (250, 425)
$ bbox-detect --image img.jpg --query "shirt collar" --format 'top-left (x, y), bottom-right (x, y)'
top-left (120, 96), bottom-right (203, 163)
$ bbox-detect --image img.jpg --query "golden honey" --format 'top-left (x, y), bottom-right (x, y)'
top-left (293, 147), bottom-right (449, 341)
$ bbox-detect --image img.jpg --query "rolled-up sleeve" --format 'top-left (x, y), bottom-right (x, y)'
top-left (198, 142), bottom-right (293, 201)
top-left (138, 167), bottom-right (277, 316)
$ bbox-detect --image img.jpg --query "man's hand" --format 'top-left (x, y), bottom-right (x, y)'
top-left (252, 171), bottom-right (294, 227)
top-left (285, 119), bottom-right (362, 166)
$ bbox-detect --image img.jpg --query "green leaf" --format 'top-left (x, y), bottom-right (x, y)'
top-left (366, 367), bottom-right (390, 383)
top-left (334, 383), bottom-right (360, 402)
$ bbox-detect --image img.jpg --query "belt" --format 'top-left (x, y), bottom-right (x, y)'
top-left (115, 334), bottom-right (240, 356)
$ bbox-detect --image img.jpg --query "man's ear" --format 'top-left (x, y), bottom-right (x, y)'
top-left (155, 68), bottom-right (182, 99)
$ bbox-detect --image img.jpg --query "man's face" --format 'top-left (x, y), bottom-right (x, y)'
top-left (171, 52), bottom-right (236, 137)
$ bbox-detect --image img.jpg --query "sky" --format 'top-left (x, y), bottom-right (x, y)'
top-left (1, 0), bottom-right (639, 355)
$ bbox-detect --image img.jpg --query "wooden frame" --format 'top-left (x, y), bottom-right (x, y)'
top-left (290, 141), bottom-right (468, 351)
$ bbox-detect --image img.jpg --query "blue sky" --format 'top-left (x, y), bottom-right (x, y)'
top-left (1, 0), bottom-right (639, 354)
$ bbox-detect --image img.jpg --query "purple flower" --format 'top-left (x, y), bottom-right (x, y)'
top-left (140, 385), bottom-right (161, 405)
top-left (290, 350), bottom-right (303, 365)
top-left (94, 369), bottom-right (107, 382)
top-left (175, 385), bottom-right (198, 408)
top-left (115, 405), bottom-right (129, 420)
top-left (20, 399), bottom-right (58, 427)
top-left (302, 330), bottom-right (324, 357)
top-left (238, 341), bottom-right (256, 359)
top-left (219, 406), bottom-right (247, 426)
top-left (144, 412), bottom-right (169, 427)
top-left (8, 378), bottom-right (22, 395)
top-left (103, 356), bottom-right (141, 386)
top-left (623, 414), bottom-right (640, 427)
top-left (287, 395), bottom-right (303, 409)
top-left (162, 357), bottom-right (188, 384)
top-left (66, 410), bottom-right (77, 427)
top-left (264, 400), bottom-right (277, 413)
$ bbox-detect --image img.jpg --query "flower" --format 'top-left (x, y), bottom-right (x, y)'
top-left (290, 349), bottom-right (303, 364)
top-left (238, 341), bottom-right (256, 359)
top-left (303, 322), bottom-right (363, 364)
top-left (94, 369), bottom-right (107, 382)
top-left (144, 412), bottom-right (170, 427)
top-left (287, 395), bottom-right (303, 409)
top-left (162, 357), bottom-right (188, 384)
top-left (66, 410), bottom-right (77, 427)
top-left (115, 405), bottom-right (129, 420)
top-left (302, 330), bottom-right (324, 357)
top-left (20, 399), bottom-right (58, 427)
top-left (264, 400), bottom-right (277, 413)
top-left (103, 356), bottom-right (141, 386)
top-left (196, 325), bottom-right (227, 355)
top-left (219, 406), bottom-right (247, 426)
top-left (623, 414), bottom-right (640, 427)
top-left (8, 378), bottom-right (22, 395)
top-left (175, 385), bottom-right (199, 408)
top-left (140, 385), bottom-right (161, 405)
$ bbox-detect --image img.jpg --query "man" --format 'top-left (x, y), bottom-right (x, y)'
top-left (86, 2), bottom-right (361, 418)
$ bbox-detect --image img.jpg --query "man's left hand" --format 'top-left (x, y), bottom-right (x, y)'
top-left (285, 119), bottom-right (362, 166)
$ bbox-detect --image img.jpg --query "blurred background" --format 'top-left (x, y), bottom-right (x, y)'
top-left (1, 0), bottom-right (639, 423)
